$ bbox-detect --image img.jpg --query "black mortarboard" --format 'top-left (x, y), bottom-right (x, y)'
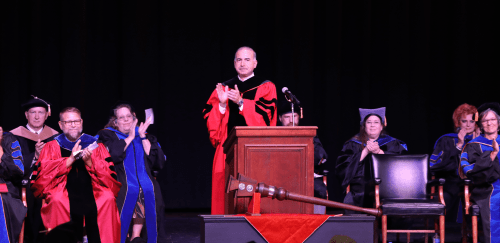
top-left (477, 102), bottom-right (500, 119)
top-left (278, 99), bottom-right (303, 118)
top-left (359, 107), bottom-right (386, 126)
top-left (21, 95), bottom-right (51, 116)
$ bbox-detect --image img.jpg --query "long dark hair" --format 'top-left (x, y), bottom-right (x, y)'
top-left (104, 104), bottom-right (136, 129)
top-left (354, 114), bottom-right (387, 148)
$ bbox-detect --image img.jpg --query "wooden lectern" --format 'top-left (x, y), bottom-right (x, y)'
top-left (223, 126), bottom-right (317, 214)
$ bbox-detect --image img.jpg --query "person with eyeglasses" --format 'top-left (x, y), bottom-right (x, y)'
top-left (0, 126), bottom-right (28, 243)
top-left (7, 96), bottom-right (59, 243)
top-left (460, 102), bottom-right (500, 243)
top-left (96, 102), bottom-right (167, 243)
top-left (31, 107), bottom-right (122, 243)
top-left (429, 103), bottom-right (480, 223)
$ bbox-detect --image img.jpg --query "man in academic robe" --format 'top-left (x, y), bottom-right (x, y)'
top-left (31, 107), bottom-right (121, 243)
top-left (203, 46), bottom-right (278, 214)
top-left (277, 100), bottom-right (329, 200)
top-left (9, 96), bottom-right (58, 242)
top-left (0, 127), bottom-right (28, 243)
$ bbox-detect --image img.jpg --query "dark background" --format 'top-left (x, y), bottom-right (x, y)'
top-left (1, 1), bottom-right (497, 209)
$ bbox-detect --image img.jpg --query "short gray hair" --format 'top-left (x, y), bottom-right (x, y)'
top-left (234, 46), bottom-right (257, 60)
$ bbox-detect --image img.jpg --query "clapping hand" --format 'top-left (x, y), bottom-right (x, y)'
top-left (82, 148), bottom-right (93, 167)
top-left (127, 118), bottom-right (139, 139)
top-left (35, 139), bottom-right (45, 159)
top-left (227, 85), bottom-right (242, 104)
top-left (366, 140), bottom-right (381, 154)
top-left (66, 140), bottom-right (82, 167)
top-left (491, 138), bottom-right (499, 161)
top-left (216, 83), bottom-right (229, 106)
top-left (457, 128), bottom-right (467, 148)
top-left (138, 117), bottom-right (152, 138)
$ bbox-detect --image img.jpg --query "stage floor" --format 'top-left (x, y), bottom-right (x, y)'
top-left (165, 210), bottom-right (470, 243)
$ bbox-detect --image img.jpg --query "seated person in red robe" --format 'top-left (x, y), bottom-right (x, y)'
top-left (31, 107), bottom-right (122, 243)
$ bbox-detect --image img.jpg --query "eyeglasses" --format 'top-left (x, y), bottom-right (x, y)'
top-left (117, 115), bottom-right (135, 121)
top-left (481, 119), bottom-right (498, 124)
top-left (61, 119), bottom-right (82, 125)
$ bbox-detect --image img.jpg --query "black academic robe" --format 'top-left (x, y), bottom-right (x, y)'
top-left (430, 133), bottom-right (473, 222)
top-left (335, 134), bottom-right (407, 209)
top-left (0, 132), bottom-right (28, 243)
top-left (313, 136), bottom-right (329, 199)
top-left (460, 135), bottom-right (500, 243)
top-left (10, 125), bottom-right (58, 243)
top-left (97, 128), bottom-right (167, 243)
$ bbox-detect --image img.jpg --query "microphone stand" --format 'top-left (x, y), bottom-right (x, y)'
top-left (291, 102), bottom-right (295, 127)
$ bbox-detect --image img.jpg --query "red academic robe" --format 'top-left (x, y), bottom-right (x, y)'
top-left (203, 78), bottom-right (277, 214)
top-left (32, 140), bottom-right (122, 243)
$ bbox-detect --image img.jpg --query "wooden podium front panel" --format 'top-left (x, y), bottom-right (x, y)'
top-left (224, 127), bottom-right (316, 214)
top-left (244, 144), bottom-right (309, 213)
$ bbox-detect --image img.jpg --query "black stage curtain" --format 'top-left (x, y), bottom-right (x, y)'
top-left (1, 1), bottom-right (498, 208)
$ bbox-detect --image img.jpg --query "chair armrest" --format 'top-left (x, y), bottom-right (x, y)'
top-left (375, 184), bottom-right (380, 209)
top-left (427, 178), bottom-right (446, 186)
top-left (459, 179), bottom-right (472, 186)
top-left (373, 178), bottom-right (381, 209)
top-left (21, 180), bottom-right (28, 208)
top-left (427, 178), bottom-right (445, 206)
top-left (461, 179), bottom-right (472, 215)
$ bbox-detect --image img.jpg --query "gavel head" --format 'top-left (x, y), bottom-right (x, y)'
top-left (226, 174), bottom-right (258, 197)
top-left (226, 173), bottom-right (288, 201)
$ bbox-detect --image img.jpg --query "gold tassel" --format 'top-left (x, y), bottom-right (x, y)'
top-left (475, 112), bottom-right (478, 122)
top-left (384, 116), bottom-right (387, 126)
top-left (48, 105), bottom-right (51, 116)
top-left (300, 107), bottom-right (303, 119)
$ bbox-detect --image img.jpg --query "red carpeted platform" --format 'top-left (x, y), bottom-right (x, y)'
top-left (200, 214), bottom-right (375, 243)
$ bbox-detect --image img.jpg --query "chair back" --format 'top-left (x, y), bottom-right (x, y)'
top-left (372, 154), bottom-right (429, 200)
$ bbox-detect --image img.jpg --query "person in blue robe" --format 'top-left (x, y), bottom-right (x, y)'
top-left (335, 107), bottom-right (407, 210)
top-left (97, 102), bottom-right (167, 243)
top-left (0, 127), bottom-right (27, 243)
top-left (460, 102), bottom-right (500, 243)
top-left (430, 103), bottom-right (480, 222)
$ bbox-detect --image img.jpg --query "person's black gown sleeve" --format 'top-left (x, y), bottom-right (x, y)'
top-left (430, 136), bottom-right (462, 173)
top-left (0, 133), bottom-right (28, 243)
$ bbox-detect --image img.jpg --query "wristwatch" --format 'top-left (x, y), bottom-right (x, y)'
top-left (237, 99), bottom-right (244, 107)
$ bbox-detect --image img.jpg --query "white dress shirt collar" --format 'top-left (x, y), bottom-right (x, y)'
top-left (238, 72), bottom-right (255, 82)
top-left (26, 124), bottom-right (43, 134)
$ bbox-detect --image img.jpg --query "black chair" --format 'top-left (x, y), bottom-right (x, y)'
top-left (372, 154), bottom-right (446, 243)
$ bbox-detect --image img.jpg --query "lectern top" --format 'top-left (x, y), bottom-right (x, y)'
top-left (223, 126), bottom-right (317, 152)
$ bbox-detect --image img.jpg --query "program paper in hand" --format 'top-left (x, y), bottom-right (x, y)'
top-left (145, 108), bottom-right (154, 124)
top-left (73, 141), bottom-right (99, 160)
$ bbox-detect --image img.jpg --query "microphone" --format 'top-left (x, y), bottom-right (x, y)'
top-left (282, 87), bottom-right (300, 105)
